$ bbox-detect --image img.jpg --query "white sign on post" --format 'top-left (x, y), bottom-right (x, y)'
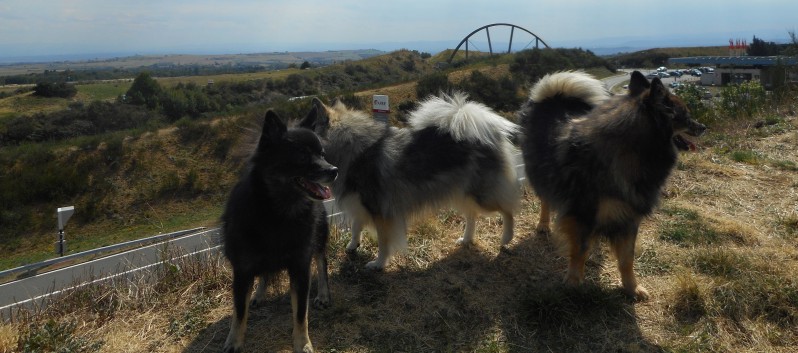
top-left (372, 95), bottom-right (390, 124)
top-left (56, 206), bottom-right (74, 256)
top-left (57, 206), bottom-right (74, 231)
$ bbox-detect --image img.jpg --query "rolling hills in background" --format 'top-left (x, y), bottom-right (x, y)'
top-left (0, 49), bottom-right (386, 77)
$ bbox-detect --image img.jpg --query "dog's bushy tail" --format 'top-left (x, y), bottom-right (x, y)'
top-left (528, 70), bottom-right (609, 107)
top-left (520, 71), bottom-right (610, 198)
top-left (409, 92), bottom-right (519, 147)
top-left (520, 71), bottom-right (609, 145)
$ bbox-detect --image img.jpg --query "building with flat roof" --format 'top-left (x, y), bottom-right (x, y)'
top-left (668, 56), bottom-right (797, 89)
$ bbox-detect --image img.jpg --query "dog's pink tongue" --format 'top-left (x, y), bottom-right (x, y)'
top-left (317, 184), bottom-right (332, 199)
top-left (300, 179), bottom-right (333, 200)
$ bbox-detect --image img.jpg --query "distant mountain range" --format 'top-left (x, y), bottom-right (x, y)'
top-left (1, 30), bottom-right (792, 66)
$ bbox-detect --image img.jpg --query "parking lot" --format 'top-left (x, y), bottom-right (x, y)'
top-left (614, 68), bottom-right (713, 97)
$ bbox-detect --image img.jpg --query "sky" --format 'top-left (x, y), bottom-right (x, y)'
top-left (0, 0), bottom-right (796, 61)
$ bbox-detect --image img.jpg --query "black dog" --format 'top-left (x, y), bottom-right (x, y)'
top-left (221, 110), bottom-right (338, 353)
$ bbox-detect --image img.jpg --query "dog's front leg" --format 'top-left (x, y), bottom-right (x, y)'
top-left (345, 219), bottom-right (363, 253)
top-left (365, 218), bottom-right (404, 270)
top-left (611, 226), bottom-right (650, 301)
top-left (456, 211), bottom-right (477, 246)
top-left (500, 210), bottom-right (515, 247)
top-left (289, 266), bottom-right (314, 353)
top-left (223, 271), bottom-right (255, 353)
top-left (313, 250), bottom-right (331, 309)
top-left (536, 200), bottom-right (551, 235)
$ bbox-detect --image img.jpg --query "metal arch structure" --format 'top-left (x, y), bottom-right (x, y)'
top-left (447, 23), bottom-right (551, 63)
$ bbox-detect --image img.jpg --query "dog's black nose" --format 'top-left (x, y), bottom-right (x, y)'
top-left (694, 122), bottom-right (707, 136)
top-left (325, 166), bottom-right (338, 181)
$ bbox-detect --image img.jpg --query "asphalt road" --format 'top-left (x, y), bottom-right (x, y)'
top-left (0, 228), bottom-right (221, 318)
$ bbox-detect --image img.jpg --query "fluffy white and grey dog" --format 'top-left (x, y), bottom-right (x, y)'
top-left (300, 92), bottom-right (521, 269)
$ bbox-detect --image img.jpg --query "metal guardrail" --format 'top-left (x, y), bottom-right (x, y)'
top-left (0, 227), bottom-right (220, 318)
top-left (0, 227), bottom-right (207, 282)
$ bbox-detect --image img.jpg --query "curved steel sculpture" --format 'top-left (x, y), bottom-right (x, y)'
top-left (447, 23), bottom-right (551, 63)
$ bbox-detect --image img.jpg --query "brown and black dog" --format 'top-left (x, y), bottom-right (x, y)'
top-left (519, 71), bottom-right (705, 300)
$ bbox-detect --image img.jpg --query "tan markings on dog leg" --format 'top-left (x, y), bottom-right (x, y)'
top-left (536, 200), bottom-right (551, 235)
top-left (456, 211), bottom-right (477, 246)
top-left (290, 285), bottom-right (313, 353)
top-left (558, 216), bottom-right (589, 286)
top-left (223, 289), bottom-right (252, 352)
top-left (596, 198), bottom-right (634, 225)
top-left (346, 220), bottom-right (363, 252)
top-left (500, 209), bottom-right (514, 246)
top-left (611, 235), bottom-right (650, 301)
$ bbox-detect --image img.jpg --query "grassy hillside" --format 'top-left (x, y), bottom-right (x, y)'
top-left (0, 50), bottom-right (386, 77)
top-left (1, 110), bottom-right (797, 352)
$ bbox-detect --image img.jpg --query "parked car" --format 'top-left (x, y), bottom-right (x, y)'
top-left (691, 69), bottom-right (702, 76)
top-left (657, 72), bottom-right (670, 78)
top-left (668, 71), bottom-right (683, 77)
top-left (646, 72), bottom-right (659, 79)
top-left (657, 66), bottom-right (667, 72)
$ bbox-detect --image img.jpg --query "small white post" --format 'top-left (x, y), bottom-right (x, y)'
top-left (56, 206), bottom-right (74, 256)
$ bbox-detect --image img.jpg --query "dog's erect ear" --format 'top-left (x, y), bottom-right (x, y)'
top-left (649, 77), bottom-right (669, 103)
top-left (259, 110), bottom-right (286, 146)
top-left (628, 71), bottom-right (650, 96)
top-left (299, 97), bottom-right (330, 134)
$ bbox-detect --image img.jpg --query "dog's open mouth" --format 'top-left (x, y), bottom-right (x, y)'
top-left (296, 177), bottom-right (333, 200)
top-left (673, 134), bottom-right (697, 151)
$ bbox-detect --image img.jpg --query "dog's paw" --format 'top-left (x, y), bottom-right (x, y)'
top-left (564, 273), bottom-right (583, 287)
top-left (535, 224), bottom-right (551, 236)
top-left (627, 285), bottom-right (651, 301)
top-left (222, 343), bottom-right (241, 353)
top-left (296, 343), bottom-right (314, 353)
top-left (364, 260), bottom-right (385, 271)
top-left (313, 295), bottom-right (331, 309)
top-left (249, 297), bottom-right (264, 308)
top-left (249, 298), bottom-right (261, 308)
top-left (345, 241), bottom-right (360, 253)
top-left (455, 237), bottom-right (474, 247)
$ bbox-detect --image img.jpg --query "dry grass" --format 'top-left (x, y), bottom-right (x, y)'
top-left (3, 111), bottom-right (798, 352)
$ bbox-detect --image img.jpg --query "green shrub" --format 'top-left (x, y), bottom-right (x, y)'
top-left (18, 320), bottom-right (103, 353)
top-left (729, 149), bottom-right (761, 164)
top-left (455, 71), bottom-right (522, 111)
top-left (33, 82), bottom-right (78, 98)
top-left (716, 80), bottom-right (766, 119)
top-left (674, 84), bottom-right (714, 125)
top-left (175, 117), bottom-right (210, 143)
top-left (416, 72), bottom-right (452, 99)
